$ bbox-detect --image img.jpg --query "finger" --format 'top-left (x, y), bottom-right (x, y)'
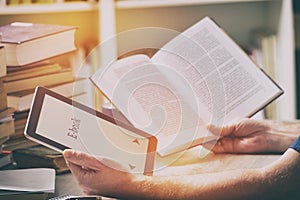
top-left (208, 137), bottom-right (260, 154)
top-left (202, 139), bottom-right (219, 152)
top-left (64, 150), bottom-right (130, 173)
top-left (98, 157), bottom-right (130, 172)
top-left (206, 124), bottom-right (236, 138)
top-left (63, 149), bottom-right (104, 171)
top-left (203, 138), bottom-right (236, 153)
top-left (235, 118), bottom-right (268, 137)
top-left (66, 160), bottom-right (87, 177)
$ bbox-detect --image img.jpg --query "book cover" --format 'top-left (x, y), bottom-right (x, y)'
top-left (0, 22), bottom-right (76, 44)
top-left (0, 22), bottom-right (77, 66)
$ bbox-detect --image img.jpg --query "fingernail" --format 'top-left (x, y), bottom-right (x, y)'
top-left (63, 149), bottom-right (72, 158)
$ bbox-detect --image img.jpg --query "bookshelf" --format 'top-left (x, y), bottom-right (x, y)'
top-left (0, 0), bottom-right (296, 120)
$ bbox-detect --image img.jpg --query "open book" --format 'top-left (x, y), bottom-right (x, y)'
top-left (90, 17), bottom-right (283, 157)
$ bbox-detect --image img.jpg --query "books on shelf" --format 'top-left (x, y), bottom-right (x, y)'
top-left (4, 65), bottom-right (74, 93)
top-left (13, 145), bottom-right (69, 174)
top-left (0, 22), bottom-right (77, 66)
top-left (249, 33), bottom-right (278, 119)
top-left (91, 16), bottom-right (283, 156)
top-left (7, 78), bottom-right (90, 112)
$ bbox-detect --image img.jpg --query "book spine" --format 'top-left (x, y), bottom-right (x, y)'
top-left (0, 46), bottom-right (7, 78)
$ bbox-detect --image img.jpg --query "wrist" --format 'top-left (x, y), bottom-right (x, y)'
top-left (267, 134), bottom-right (297, 153)
top-left (265, 120), bottom-right (300, 153)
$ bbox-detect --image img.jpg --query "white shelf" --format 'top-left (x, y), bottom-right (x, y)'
top-left (0, 2), bottom-right (98, 15)
top-left (0, 0), bottom-right (270, 15)
top-left (116, 0), bottom-right (269, 9)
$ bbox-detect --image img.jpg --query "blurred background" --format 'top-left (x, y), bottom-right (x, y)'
top-left (0, 0), bottom-right (299, 121)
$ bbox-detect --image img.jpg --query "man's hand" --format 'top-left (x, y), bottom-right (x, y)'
top-left (63, 149), bottom-right (136, 197)
top-left (204, 118), bottom-right (296, 154)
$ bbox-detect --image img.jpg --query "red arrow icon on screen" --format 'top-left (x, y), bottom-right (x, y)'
top-left (132, 138), bottom-right (140, 145)
top-left (129, 164), bottom-right (136, 170)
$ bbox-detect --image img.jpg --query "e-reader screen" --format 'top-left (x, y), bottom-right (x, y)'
top-left (25, 87), bottom-right (157, 174)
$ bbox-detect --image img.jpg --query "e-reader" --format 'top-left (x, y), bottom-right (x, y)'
top-left (24, 86), bottom-right (157, 175)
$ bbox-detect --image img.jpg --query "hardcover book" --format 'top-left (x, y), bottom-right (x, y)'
top-left (0, 22), bottom-right (77, 66)
top-left (4, 66), bottom-right (74, 93)
top-left (90, 16), bottom-right (283, 156)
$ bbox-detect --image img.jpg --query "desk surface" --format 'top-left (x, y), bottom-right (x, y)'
top-left (49, 146), bottom-right (282, 199)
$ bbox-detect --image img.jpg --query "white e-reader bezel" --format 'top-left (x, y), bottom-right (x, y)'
top-left (24, 86), bottom-right (157, 175)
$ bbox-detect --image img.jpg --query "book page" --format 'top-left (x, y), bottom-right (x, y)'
top-left (91, 55), bottom-right (208, 154)
top-left (0, 168), bottom-right (55, 192)
top-left (152, 17), bottom-right (282, 125)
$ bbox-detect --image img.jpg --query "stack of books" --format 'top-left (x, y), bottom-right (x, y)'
top-left (0, 22), bottom-right (88, 168)
top-left (0, 44), bottom-right (15, 169)
top-left (13, 145), bottom-right (69, 174)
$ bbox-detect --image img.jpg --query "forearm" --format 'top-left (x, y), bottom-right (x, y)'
top-left (117, 149), bottom-right (300, 200)
top-left (119, 168), bottom-right (265, 200)
top-left (261, 148), bottom-right (300, 200)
